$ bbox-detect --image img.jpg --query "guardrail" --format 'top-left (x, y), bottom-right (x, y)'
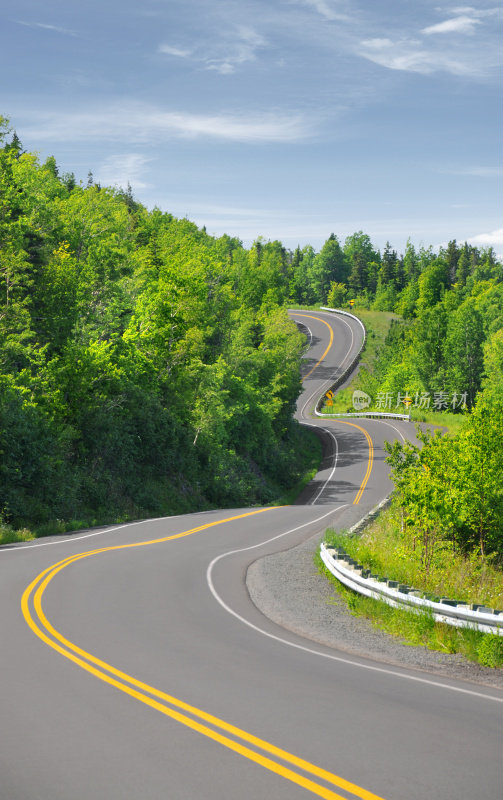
top-left (319, 307), bottom-right (366, 336)
top-left (315, 312), bottom-right (502, 633)
top-left (320, 541), bottom-right (503, 635)
top-left (316, 411), bottom-right (412, 421)
top-left (315, 309), bottom-right (411, 421)
top-left (313, 308), bottom-right (366, 413)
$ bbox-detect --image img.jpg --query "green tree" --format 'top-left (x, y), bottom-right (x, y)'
top-left (327, 281), bottom-right (347, 307)
top-left (380, 241), bottom-right (397, 284)
top-left (443, 300), bottom-right (484, 406)
top-left (344, 231), bottom-right (379, 294)
top-left (416, 259), bottom-right (450, 314)
top-left (308, 234), bottom-right (347, 302)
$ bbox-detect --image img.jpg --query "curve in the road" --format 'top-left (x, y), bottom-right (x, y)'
top-left (17, 310), bottom-right (382, 800)
top-left (23, 509), bottom-right (384, 800)
top-left (7, 308), bottom-right (502, 800)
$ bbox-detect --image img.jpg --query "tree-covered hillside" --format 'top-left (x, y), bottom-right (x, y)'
top-left (2, 113), bottom-right (503, 553)
top-left (0, 118), bottom-right (315, 530)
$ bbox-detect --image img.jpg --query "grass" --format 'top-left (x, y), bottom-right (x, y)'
top-left (325, 504), bottom-right (503, 609)
top-left (353, 309), bottom-right (399, 370)
top-left (318, 505), bottom-right (503, 668)
top-left (409, 408), bottom-right (467, 436)
top-left (0, 520), bottom-right (36, 546)
top-left (316, 553), bottom-right (503, 667)
top-left (0, 515), bottom-right (125, 546)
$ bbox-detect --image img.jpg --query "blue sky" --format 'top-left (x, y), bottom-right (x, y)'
top-left (2, 0), bottom-right (503, 254)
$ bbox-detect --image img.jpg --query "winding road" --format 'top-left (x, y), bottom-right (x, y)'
top-left (1, 310), bottom-right (502, 800)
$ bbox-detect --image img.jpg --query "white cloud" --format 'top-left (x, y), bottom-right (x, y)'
top-left (450, 6), bottom-right (503, 20)
top-left (94, 154), bottom-right (152, 190)
top-left (358, 37), bottom-right (476, 75)
top-left (158, 44), bottom-right (193, 58)
top-left (157, 24), bottom-right (267, 75)
top-left (19, 103), bottom-right (313, 144)
top-left (422, 15), bottom-right (481, 35)
top-left (468, 227), bottom-right (503, 246)
top-left (351, 6), bottom-right (503, 78)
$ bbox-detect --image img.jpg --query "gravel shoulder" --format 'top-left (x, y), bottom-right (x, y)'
top-left (246, 531), bottom-right (503, 690)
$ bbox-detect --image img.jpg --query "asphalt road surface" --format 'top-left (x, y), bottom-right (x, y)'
top-left (1, 310), bottom-right (502, 800)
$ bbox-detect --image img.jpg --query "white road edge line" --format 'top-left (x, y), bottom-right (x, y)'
top-left (206, 512), bottom-right (503, 705)
top-left (370, 418), bottom-right (407, 443)
top-left (0, 510), bottom-right (220, 553)
top-left (301, 424), bottom-right (339, 506)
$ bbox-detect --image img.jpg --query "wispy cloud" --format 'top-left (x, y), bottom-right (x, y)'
top-left (204, 25), bottom-right (267, 74)
top-left (353, 5), bottom-right (503, 77)
top-left (450, 6), bottom-right (503, 21)
top-left (358, 37), bottom-right (477, 76)
top-left (94, 154), bottom-right (152, 190)
top-left (15, 20), bottom-right (77, 36)
top-left (422, 15), bottom-right (481, 35)
top-left (19, 103), bottom-right (313, 144)
top-left (158, 23), bottom-right (266, 75)
top-left (297, 0), bottom-right (351, 22)
top-left (158, 44), bottom-right (193, 58)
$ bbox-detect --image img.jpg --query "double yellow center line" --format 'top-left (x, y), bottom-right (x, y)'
top-left (22, 509), bottom-right (384, 800)
top-left (338, 420), bottom-right (374, 505)
top-left (293, 312), bottom-right (374, 506)
top-left (294, 313), bottom-right (334, 379)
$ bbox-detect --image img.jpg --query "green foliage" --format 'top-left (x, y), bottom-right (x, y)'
top-left (385, 399), bottom-right (503, 562)
top-left (477, 635), bottom-right (503, 668)
top-left (0, 122), bottom-right (319, 529)
top-left (326, 281), bottom-right (347, 308)
top-left (307, 234), bottom-right (347, 302)
top-left (2, 113), bottom-right (503, 545)
top-left (0, 517), bottom-right (34, 546)
top-left (326, 504), bottom-right (503, 608)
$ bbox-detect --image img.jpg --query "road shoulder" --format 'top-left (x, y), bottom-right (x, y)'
top-left (246, 532), bottom-right (503, 690)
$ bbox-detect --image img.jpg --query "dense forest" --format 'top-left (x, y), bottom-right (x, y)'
top-left (0, 117), bottom-right (314, 529)
top-left (1, 114), bottom-right (503, 561)
top-left (302, 229), bottom-right (503, 562)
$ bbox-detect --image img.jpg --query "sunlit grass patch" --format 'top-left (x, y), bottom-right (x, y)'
top-left (316, 554), bottom-right (503, 667)
top-left (325, 505), bottom-right (503, 609)
top-left (0, 520), bottom-right (35, 546)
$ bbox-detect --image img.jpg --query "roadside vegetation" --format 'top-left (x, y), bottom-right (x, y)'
top-left (317, 552), bottom-right (503, 668)
top-left (0, 116), bottom-right (320, 537)
top-left (320, 397), bottom-right (503, 668)
top-left (303, 233), bottom-right (503, 668)
top-left (326, 505), bottom-right (503, 609)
